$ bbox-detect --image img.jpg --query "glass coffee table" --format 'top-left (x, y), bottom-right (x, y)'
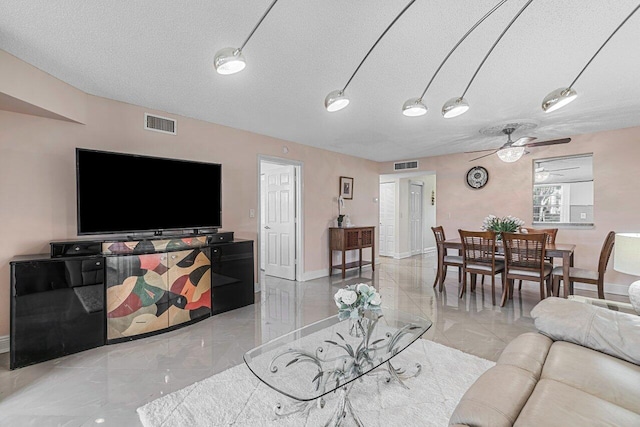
top-left (244, 308), bottom-right (432, 426)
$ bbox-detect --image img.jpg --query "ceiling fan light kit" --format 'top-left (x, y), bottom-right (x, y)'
top-left (496, 146), bottom-right (525, 163)
top-left (402, 98), bottom-right (428, 117)
top-left (325, 90), bottom-right (350, 112)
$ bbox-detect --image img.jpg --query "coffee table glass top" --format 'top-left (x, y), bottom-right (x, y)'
top-left (243, 308), bottom-right (432, 401)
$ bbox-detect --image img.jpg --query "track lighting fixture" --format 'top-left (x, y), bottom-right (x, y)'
top-left (214, 0), bottom-right (279, 75)
top-left (542, 4), bottom-right (640, 112)
top-left (324, 0), bottom-right (418, 112)
top-left (442, 0), bottom-right (534, 119)
top-left (402, 0), bottom-right (508, 117)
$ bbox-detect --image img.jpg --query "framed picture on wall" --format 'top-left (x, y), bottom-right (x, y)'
top-left (340, 176), bottom-right (354, 200)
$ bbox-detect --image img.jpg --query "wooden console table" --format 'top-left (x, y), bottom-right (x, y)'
top-left (329, 226), bottom-right (375, 278)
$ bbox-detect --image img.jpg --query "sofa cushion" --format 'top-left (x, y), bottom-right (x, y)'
top-left (497, 332), bottom-right (553, 378)
top-left (530, 297), bottom-right (640, 365)
top-left (541, 341), bottom-right (640, 414)
top-left (449, 365), bottom-right (537, 427)
top-left (514, 379), bottom-right (640, 426)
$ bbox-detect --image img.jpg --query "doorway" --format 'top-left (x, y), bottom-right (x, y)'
top-left (379, 171), bottom-right (436, 259)
top-left (379, 182), bottom-right (396, 257)
top-left (259, 156), bottom-right (303, 282)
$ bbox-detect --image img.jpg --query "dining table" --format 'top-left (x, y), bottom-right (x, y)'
top-left (441, 237), bottom-right (576, 298)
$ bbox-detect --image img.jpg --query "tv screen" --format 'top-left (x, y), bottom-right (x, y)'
top-left (76, 148), bottom-right (222, 235)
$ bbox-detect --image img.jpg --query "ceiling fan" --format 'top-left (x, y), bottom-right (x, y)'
top-left (466, 127), bottom-right (571, 162)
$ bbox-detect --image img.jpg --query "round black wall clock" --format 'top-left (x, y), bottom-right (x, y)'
top-left (466, 166), bottom-right (489, 189)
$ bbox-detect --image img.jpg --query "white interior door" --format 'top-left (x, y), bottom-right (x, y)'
top-left (265, 165), bottom-right (296, 280)
top-left (379, 182), bottom-right (396, 257)
top-left (410, 182), bottom-right (423, 256)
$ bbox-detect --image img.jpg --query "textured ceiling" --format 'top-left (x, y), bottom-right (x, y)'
top-left (1, 0), bottom-right (639, 162)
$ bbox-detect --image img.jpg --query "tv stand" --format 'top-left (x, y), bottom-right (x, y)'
top-left (9, 231), bottom-right (253, 369)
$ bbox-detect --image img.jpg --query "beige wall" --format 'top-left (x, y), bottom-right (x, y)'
top-left (0, 61), bottom-right (380, 337)
top-left (381, 126), bottom-right (640, 290)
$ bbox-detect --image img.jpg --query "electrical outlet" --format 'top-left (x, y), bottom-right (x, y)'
top-left (580, 212), bottom-right (587, 219)
top-left (249, 209), bottom-right (255, 218)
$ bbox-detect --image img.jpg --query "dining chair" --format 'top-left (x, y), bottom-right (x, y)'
top-left (432, 226), bottom-right (463, 292)
top-left (501, 232), bottom-right (552, 307)
top-left (517, 227), bottom-right (558, 290)
top-left (552, 231), bottom-right (615, 299)
top-left (458, 229), bottom-right (504, 305)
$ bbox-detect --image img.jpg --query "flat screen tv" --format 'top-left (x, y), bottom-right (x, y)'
top-left (76, 148), bottom-right (222, 235)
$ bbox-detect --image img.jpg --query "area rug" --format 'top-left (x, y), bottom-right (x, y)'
top-left (137, 339), bottom-right (494, 427)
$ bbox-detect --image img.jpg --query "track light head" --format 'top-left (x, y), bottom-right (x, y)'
top-left (541, 87), bottom-right (578, 113)
top-left (402, 98), bottom-right (428, 117)
top-left (325, 90), bottom-right (350, 112)
top-left (442, 97), bottom-right (469, 118)
top-left (214, 48), bottom-right (246, 75)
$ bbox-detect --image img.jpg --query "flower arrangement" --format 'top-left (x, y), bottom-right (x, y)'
top-left (482, 214), bottom-right (525, 239)
top-left (334, 283), bottom-right (382, 320)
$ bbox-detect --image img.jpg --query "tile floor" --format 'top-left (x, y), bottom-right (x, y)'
top-left (0, 254), bottom-right (627, 426)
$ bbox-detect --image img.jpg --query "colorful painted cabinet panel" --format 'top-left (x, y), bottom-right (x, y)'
top-left (106, 248), bottom-right (211, 340)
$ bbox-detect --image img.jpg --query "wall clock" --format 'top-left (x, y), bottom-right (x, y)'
top-left (466, 166), bottom-right (489, 189)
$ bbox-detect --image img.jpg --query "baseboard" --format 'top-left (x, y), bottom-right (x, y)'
top-left (301, 269), bottom-right (328, 282)
top-left (0, 335), bottom-right (9, 354)
top-left (423, 247), bottom-right (436, 255)
top-left (575, 282), bottom-right (628, 296)
top-left (394, 251), bottom-right (413, 260)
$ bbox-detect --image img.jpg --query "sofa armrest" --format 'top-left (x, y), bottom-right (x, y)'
top-left (449, 365), bottom-right (538, 427)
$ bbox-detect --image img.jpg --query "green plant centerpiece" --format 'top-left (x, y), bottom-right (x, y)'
top-left (482, 214), bottom-right (525, 240)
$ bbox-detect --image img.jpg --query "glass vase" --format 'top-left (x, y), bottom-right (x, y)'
top-left (348, 317), bottom-right (367, 337)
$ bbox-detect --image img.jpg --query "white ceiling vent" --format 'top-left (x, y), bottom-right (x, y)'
top-left (144, 113), bottom-right (176, 135)
top-left (394, 160), bottom-right (418, 171)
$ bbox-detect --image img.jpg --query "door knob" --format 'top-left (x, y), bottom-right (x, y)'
top-left (264, 226), bottom-right (271, 229)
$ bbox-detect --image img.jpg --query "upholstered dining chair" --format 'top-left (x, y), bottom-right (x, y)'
top-left (432, 226), bottom-right (462, 292)
top-left (458, 229), bottom-right (504, 305)
top-left (502, 232), bottom-right (553, 307)
top-left (517, 227), bottom-right (558, 290)
top-left (552, 231), bottom-right (615, 299)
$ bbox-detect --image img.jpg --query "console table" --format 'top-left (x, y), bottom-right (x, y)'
top-left (9, 232), bottom-right (254, 369)
top-left (329, 226), bottom-right (375, 279)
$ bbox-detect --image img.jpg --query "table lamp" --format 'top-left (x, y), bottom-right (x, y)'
top-left (613, 233), bottom-right (640, 313)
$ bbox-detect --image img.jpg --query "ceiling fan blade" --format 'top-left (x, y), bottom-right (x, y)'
top-left (512, 136), bottom-right (537, 146)
top-left (464, 147), bottom-right (500, 154)
top-left (524, 138), bottom-right (571, 148)
top-left (469, 150), bottom-right (498, 162)
top-left (547, 166), bottom-right (579, 172)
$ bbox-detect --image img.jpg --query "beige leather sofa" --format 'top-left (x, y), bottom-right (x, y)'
top-left (449, 298), bottom-right (640, 426)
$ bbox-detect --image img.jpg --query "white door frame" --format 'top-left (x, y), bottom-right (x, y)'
top-left (258, 155), bottom-right (304, 284)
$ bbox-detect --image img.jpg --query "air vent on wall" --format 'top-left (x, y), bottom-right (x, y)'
top-left (144, 113), bottom-right (176, 135)
top-left (394, 160), bottom-right (418, 171)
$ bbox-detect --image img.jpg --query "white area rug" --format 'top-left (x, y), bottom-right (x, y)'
top-left (137, 339), bottom-right (494, 426)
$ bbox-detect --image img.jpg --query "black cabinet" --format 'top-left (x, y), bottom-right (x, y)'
top-left (10, 234), bottom-right (253, 369)
top-left (210, 240), bottom-right (255, 315)
top-left (10, 254), bottom-right (106, 369)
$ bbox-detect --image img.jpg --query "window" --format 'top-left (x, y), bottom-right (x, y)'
top-left (532, 154), bottom-right (593, 226)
